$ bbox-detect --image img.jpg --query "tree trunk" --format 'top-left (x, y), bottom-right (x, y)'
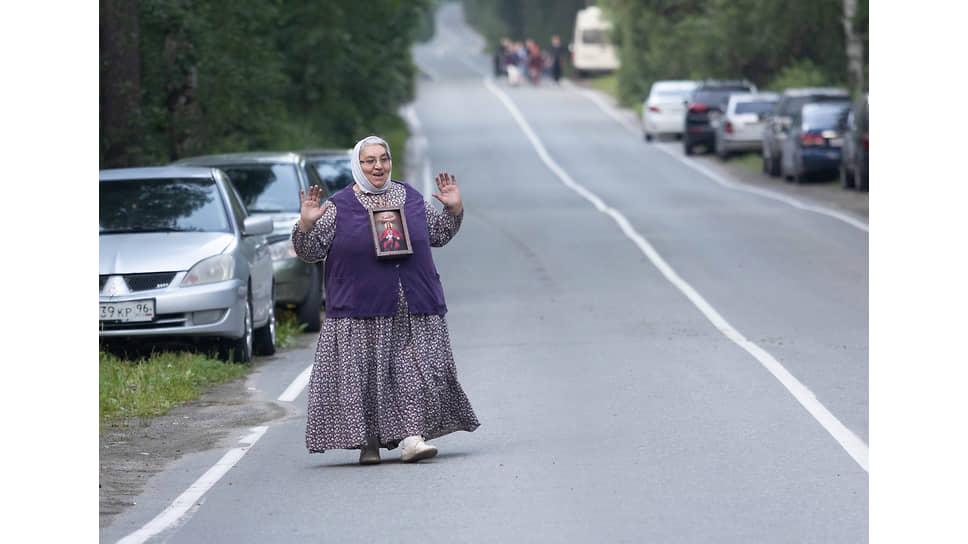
top-left (842, 0), bottom-right (865, 96)
top-left (100, 0), bottom-right (142, 168)
top-left (164, 1), bottom-right (202, 160)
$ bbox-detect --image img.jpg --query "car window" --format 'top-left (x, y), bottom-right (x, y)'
top-left (302, 161), bottom-right (331, 198)
top-left (581, 29), bottom-right (606, 44)
top-left (693, 88), bottom-right (752, 106)
top-left (218, 164), bottom-right (301, 214)
top-left (99, 178), bottom-right (231, 234)
top-left (802, 104), bottom-right (851, 129)
top-left (311, 157), bottom-right (354, 193)
top-left (735, 101), bottom-right (776, 114)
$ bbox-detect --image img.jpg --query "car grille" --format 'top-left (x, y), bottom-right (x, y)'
top-left (98, 313), bottom-right (187, 331)
top-left (100, 272), bottom-right (178, 293)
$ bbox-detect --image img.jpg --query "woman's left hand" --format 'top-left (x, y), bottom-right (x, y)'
top-left (432, 172), bottom-right (463, 215)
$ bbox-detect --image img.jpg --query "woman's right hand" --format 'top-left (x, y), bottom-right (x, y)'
top-left (298, 185), bottom-right (331, 232)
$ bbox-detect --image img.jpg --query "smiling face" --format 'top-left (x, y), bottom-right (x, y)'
top-left (359, 143), bottom-right (391, 188)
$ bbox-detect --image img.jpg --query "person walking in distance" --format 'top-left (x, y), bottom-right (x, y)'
top-left (292, 135), bottom-right (480, 464)
top-left (549, 35), bottom-right (564, 84)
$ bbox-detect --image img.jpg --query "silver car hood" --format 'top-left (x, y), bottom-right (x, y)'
top-left (99, 232), bottom-right (235, 274)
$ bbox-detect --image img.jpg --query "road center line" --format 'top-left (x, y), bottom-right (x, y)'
top-left (117, 426), bottom-right (269, 544)
top-left (481, 75), bottom-right (869, 473)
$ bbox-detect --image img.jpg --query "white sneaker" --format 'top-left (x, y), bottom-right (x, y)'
top-left (400, 435), bottom-right (438, 462)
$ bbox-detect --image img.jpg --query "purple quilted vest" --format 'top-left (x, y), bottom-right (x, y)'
top-left (323, 181), bottom-right (447, 318)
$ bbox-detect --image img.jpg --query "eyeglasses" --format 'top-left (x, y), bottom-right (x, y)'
top-left (360, 155), bottom-right (391, 168)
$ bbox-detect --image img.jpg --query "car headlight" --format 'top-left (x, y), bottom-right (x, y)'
top-left (269, 239), bottom-right (297, 261)
top-left (181, 254), bottom-right (235, 287)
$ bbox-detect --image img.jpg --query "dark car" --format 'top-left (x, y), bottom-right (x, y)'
top-left (779, 100), bottom-right (852, 184)
top-left (683, 80), bottom-right (757, 155)
top-left (173, 152), bottom-right (331, 331)
top-left (839, 94), bottom-right (869, 191)
top-left (298, 148), bottom-right (355, 194)
top-left (761, 87), bottom-right (850, 177)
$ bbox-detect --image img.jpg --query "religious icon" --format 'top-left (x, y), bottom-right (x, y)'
top-left (368, 206), bottom-right (413, 258)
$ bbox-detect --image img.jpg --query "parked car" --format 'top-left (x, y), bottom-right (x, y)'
top-left (761, 87), bottom-right (850, 177)
top-left (839, 93), bottom-right (869, 191)
top-left (641, 80), bottom-right (698, 142)
top-left (683, 80), bottom-right (757, 155)
top-left (779, 100), bottom-right (852, 184)
top-left (99, 166), bottom-right (276, 362)
top-left (173, 152), bottom-right (330, 331)
top-left (714, 92), bottom-right (779, 160)
top-left (299, 148), bottom-right (355, 193)
top-left (570, 6), bottom-right (620, 77)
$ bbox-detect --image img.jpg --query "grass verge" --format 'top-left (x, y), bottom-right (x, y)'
top-left (100, 350), bottom-right (248, 425)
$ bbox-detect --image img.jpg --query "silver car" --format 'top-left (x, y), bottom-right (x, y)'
top-left (173, 152), bottom-right (330, 331)
top-left (99, 166), bottom-right (276, 362)
top-left (714, 92), bottom-right (778, 160)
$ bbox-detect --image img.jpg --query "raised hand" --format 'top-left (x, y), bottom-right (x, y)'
top-left (432, 172), bottom-right (462, 214)
top-left (298, 185), bottom-right (331, 231)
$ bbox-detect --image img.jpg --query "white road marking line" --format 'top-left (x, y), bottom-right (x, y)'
top-left (566, 83), bottom-right (869, 233)
top-left (116, 426), bottom-right (269, 544)
top-left (482, 76), bottom-right (869, 473)
top-left (278, 364), bottom-right (313, 402)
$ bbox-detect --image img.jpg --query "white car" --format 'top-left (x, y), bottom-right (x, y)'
top-left (641, 80), bottom-right (698, 141)
top-left (714, 92), bottom-right (779, 160)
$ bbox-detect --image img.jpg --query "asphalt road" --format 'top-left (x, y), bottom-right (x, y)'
top-left (101, 4), bottom-right (868, 542)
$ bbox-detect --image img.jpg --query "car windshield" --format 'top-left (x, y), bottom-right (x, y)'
top-left (802, 104), bottom-right (851, 129)
top-left (219, 164), bottom-right (300, 213)
top-left (582, 29), bottom-right (607, 44)
top-left (735, 101), bottom-right (777, 114)
top-left (781, 94), bottom-right (846, 116)
top-left (99, 178), bottom-right (230, 234)
top-left (693, 89), bottom-right (749, 106)
top-left (654, 88), bottom-right (693, 100)
top-left (311, 157), bottom-right (354, 193)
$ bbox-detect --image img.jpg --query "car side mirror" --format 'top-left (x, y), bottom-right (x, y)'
top-left (243, 215), bottom-right (273, 236)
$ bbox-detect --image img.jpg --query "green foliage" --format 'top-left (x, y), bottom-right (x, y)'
top-left (99, 350), bottom-right (248, 424)
top-left (274, 308), bottom-right (306, 350)
top-left (766, 59), bottom-right (835, 92)
top-left (100, 0), bottom-right (435, 168)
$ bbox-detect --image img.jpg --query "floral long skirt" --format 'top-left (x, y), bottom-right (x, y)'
top-left (305, 289), bottom-right (480, 452)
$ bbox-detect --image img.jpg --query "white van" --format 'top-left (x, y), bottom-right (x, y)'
top-left (570, 6), bottom-right (620, 77)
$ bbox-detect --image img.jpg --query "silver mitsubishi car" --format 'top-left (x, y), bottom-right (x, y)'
top-left (99, 166), bottom-right (276, 362)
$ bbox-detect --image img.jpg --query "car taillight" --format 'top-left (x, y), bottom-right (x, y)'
top-left (800, 133), bottom-right (825, 147)
top-left (724, 121), bottom-right (734, 134)
top-left (648, 106), bottom-right (660, 113)
top-left (688, 103), bottom-right (708, 113)
top-left (861, 132), bottom-right (869, 150)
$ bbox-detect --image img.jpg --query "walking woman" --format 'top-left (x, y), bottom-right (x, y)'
top-left (291, 135), bottom-right (480, 464)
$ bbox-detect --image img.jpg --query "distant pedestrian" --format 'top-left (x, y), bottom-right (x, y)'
top-left (549, 35), bottom-right (564, 84)
top-left (526, 39), bottom-right (543, 85)
top-left (293, 135), bottom-right (480, 465)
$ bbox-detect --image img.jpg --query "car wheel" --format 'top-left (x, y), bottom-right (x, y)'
top-left (840, 164), bottom-right (855, 189)
top-left (224, 295), bottom-right (253, 363)
top-left (297, 264), bottom-right (323, 332)
top-left (684, 140), bottom-right (693, 156)
top-left (762, 154), bottom-right (770, 174)
top-left (645, 131), bottom-right (653, 142)
top-left (855, 160), bottom-right (868, 191)
top-left (716, 139), bottom-right (728, 161)
top-left (254, 287), bottom-right (277, 356)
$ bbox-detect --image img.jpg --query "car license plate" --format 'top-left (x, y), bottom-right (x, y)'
top-left (100, 299), bottom-right (155, 322)
top-left (829, 138), bottom-right (844, 147)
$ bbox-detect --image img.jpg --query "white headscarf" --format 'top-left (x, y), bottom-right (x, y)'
top-left (351, 135), bottom-right (392, 195)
